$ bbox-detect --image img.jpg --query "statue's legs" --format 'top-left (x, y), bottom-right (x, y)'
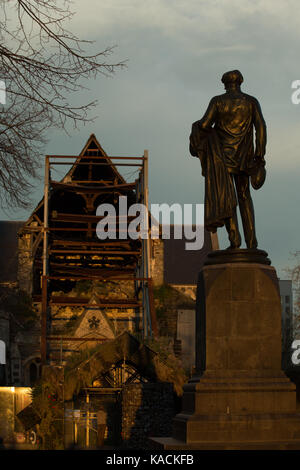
top-left (225, 208), bottom-right (241, 249)
top-left (234, 173), bottom-right (258, 249)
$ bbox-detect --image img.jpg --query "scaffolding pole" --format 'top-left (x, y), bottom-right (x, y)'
top-left (41, 156), bottom-right (50, 364)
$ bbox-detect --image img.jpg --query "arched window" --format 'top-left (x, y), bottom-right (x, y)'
top-left (25, 357), bottom-right (41, 386)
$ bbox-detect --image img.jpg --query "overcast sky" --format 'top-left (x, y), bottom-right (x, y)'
top-left (3, 0), bottom-right (300, 278)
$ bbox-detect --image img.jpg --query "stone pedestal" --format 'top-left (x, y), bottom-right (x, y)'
top-left (152, 251), bottom-right (300, 449)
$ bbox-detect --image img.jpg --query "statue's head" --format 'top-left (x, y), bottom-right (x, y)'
top-left (221, 70), bottom-right (243, 89)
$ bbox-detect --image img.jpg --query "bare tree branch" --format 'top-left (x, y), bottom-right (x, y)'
top-left (0, 0), bottom-right (126, 209)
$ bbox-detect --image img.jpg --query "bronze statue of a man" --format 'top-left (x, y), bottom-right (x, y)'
top-left (190, 70), bottom-right (267, 249)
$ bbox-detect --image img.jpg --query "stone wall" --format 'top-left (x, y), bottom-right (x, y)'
top-left (151, 240), bottom-right (164, 286)
top-left (154, 284), bottom-right (196, 339)
top-left (17, 231), bottom-right (33, 294)
top-left (121, 382), bottom-right (174, 449)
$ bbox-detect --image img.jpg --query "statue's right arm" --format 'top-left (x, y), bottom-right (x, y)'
top-left (189, 97), bottom-right (217, 155)
top-left (189, 98), bottom-right (217, 175)
top-left (196, 97), bottom-right (217, 129)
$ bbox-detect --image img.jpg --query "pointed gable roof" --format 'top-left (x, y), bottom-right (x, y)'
top-left (62, 133), bottom-right (126, 185)
top-left (72, 294), bottom-right (116, 341)
top-left (20, 133), bottom-right (130, 233)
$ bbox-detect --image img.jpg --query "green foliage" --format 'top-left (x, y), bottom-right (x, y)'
top-left (153, 284), bottom-right (174, 303)
top-left (64, 331), bottom-right (188, 400)
top-left (153, 284), bottom-right (174, 320)
top-left (64, 344), bottom-right (101, 372)
top-left (68, 279), bottom-right (118, 297)
top-left (153, 283), bottom-right (195, 313)
top-left (63, 344), bottom-right (107, 399)
top-left (0, 287), bottom-right (38, 328)
top-left (63, 314), bottom-right (79, 331)
top-left (146, 337), bottom-right (187, 395)
top-left (30, 372), bottom-right (64, 450)
top-left (73, 280), bottom-right (93, 295)
top-left (132, 334), bottom-right (187, 395)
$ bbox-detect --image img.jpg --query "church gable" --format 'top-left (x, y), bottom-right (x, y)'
top-left (62, 133), bottom-right (126, 185)
top-left (73, 296), bottom-right (115, 340)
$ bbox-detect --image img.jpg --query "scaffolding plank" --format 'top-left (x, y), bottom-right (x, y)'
top-left (50, 181), bottom-right (136, 193)
top-left (51, 240), bottom-right (135, 247)
top-left (50, 296), bottom-right (140, 306)
top-left (47, 336), bottom-right (110, 342)
top-left (50, 304), bottom-right (138, 308)
top-left (50, 212), bottom-right (135, 224)
top-left (44, 265), bottom-right (135, 276)
top-left (49, 249), bottom-right (141, 255)
top-left (47, 154), bottom-right (144, 159)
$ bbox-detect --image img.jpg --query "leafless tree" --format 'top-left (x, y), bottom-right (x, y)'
top-left (0, 0), bottom-right (125, 209)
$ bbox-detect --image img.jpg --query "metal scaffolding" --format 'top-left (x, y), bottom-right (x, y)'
top-left (40, 142), bottom-right (158, 364)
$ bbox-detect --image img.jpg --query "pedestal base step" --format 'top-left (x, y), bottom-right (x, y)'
top-left (151, 437), bottom-right (300, 450)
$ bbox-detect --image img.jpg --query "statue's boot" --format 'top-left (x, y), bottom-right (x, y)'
top-left (225, 210), bottom-right (241, 249)
top-left (239, 198), bottom-right (258, 249)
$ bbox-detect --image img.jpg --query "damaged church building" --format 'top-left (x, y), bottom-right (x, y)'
top-left (0, 134), bottom-right (217, 448)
